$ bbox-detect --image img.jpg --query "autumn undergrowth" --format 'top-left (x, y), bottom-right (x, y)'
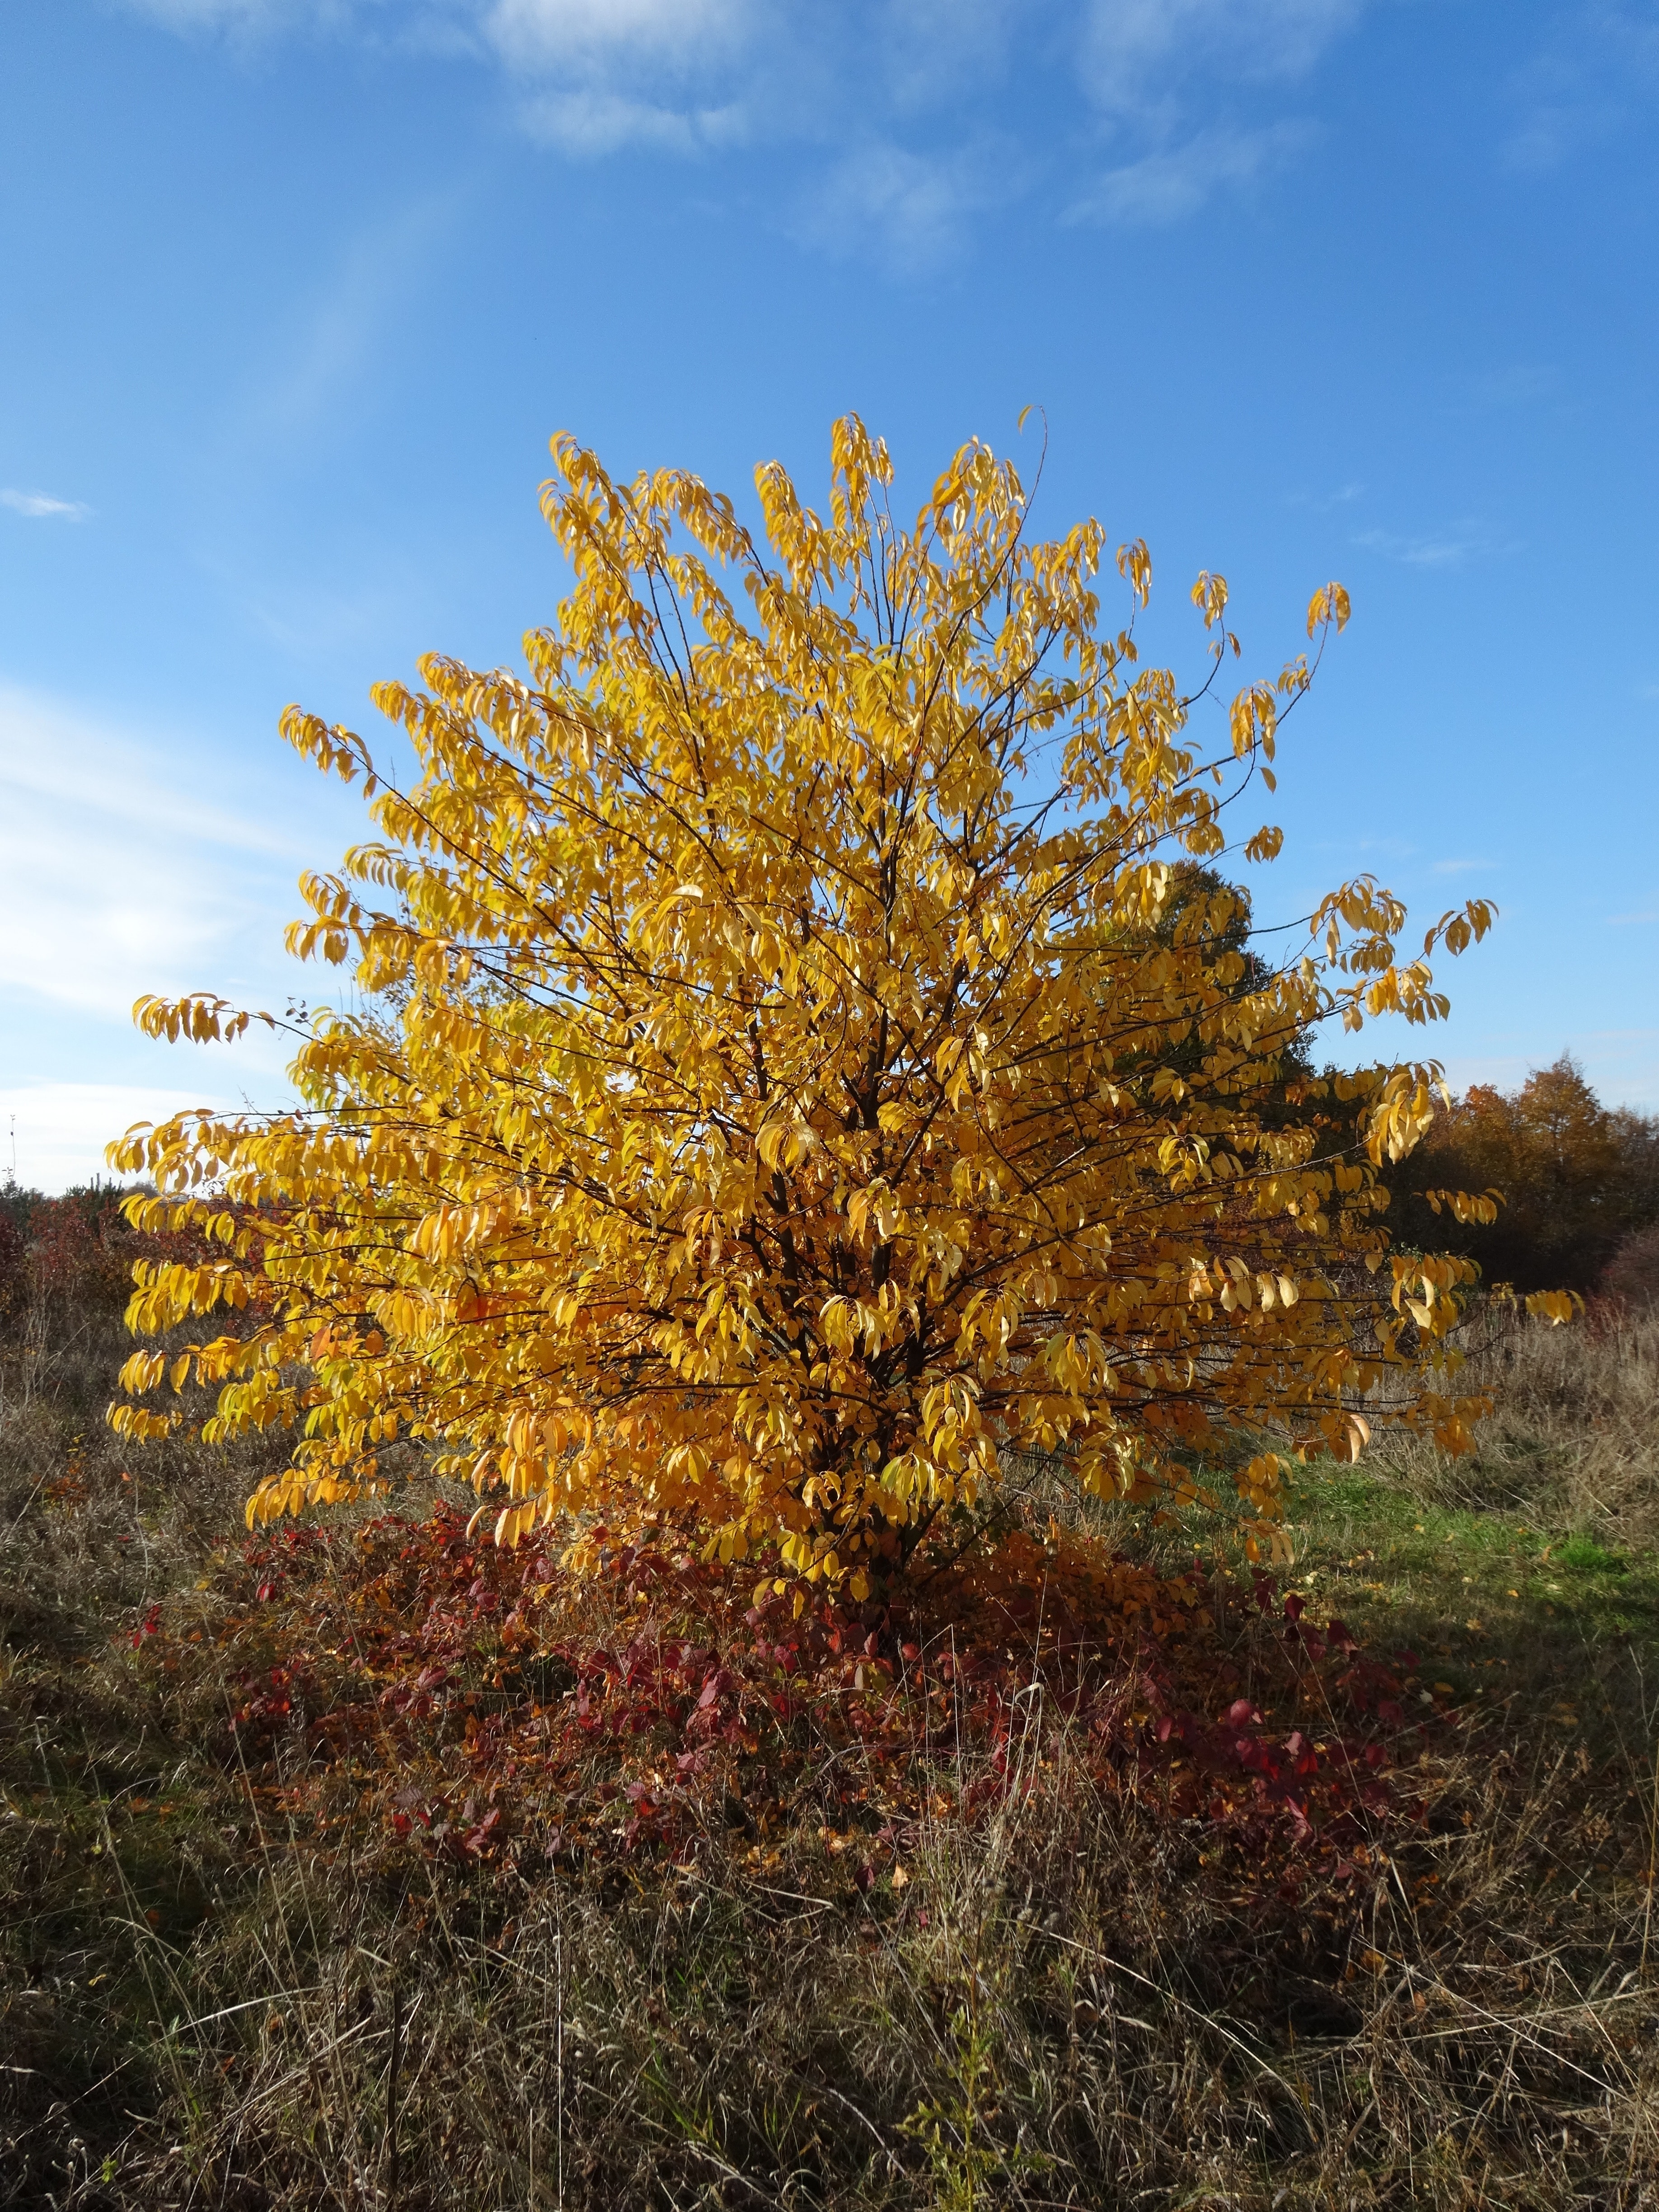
top-left (3, 1242), bottom-right (1657, 2209)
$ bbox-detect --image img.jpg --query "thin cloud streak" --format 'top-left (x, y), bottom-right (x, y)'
top-left (1078, 0), bottom-right (1367, 113)
top-left (1501, 0), bottom-right (1659, 174)
top-left (517, 88), bottom-right (746, 155)
top-left (1288, 481), bottom-right (1365, 512)
top-left (0, 686), bottom-right (311, 863)
top-left (1472, 363), bottom-right (1560, 407)
top-left (233, 194), bottom-right (460, 449)
top-left (2, 488), bottom-right (90, 520)
top-left (797, 137), bottom-right (1016, 270)
top-left (1065, 122), bottom-right (1312, 225)
top-left (1353, 521), bottom-right (1516, 570)
top-left (485, 0), bottom-right (750, 70)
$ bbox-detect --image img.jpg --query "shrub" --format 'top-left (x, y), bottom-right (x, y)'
top-left (0, 1183), bottom-right (143, 1333)
top-left (1602, 1220), bottom-right (1659, 1309)
top-left (107, 418), bottom-right (1565, 1589)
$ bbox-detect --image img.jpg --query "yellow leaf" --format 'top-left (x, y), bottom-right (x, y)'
top-left (1306, 581), bottom-right (1352, 637)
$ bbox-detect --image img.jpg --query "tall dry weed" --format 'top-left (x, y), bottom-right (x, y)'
top-left (1361, 1306), bottom-right (1659, 1548)
top-left (33, 1681), bottom-right (1652, 2209)
top-left (3, 1260), bottom-right (1657, 2206)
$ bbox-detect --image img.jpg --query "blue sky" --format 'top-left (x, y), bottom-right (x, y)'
top-left (2, 0), bottom-right (1656, 1190)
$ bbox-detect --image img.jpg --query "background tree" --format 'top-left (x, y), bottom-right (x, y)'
top-left (1387, 1056), bottom-right (1659, 1293)
top-left (108, 419), bottom-right (1567, 1594)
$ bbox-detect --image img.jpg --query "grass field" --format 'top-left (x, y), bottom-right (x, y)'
top-left (3, 1273), bottom-right (1656, 2209)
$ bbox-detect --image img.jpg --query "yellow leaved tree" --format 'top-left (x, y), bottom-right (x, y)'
top-left (108, 418), bottom-right (1568, 1598)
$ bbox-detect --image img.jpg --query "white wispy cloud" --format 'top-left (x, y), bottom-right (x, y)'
top-left (484, 0), bottom-right (749, 70)
top-left (798, 139), bottom-right (1013, 269)
top-left (480, 0), bottom-right (761, 156)
top-left (483, 0), bottom-right (758, 153)
top-left (1502, 1), bottom-right (1659, 173)
top-left (517, 88), bottom-right (745, 155)
top-left (121, 0), bottom-right (748, 75)
top-left (1079, 0), bottom-right (1366, 115)
top-left (877, 0), bottom-right (1034, 111)
top-left (1067, 122), bottom-right (1310, 226)
top-left (235, 194), bottom-right (459, 445)
top-left (0, 685), bottom-right (312, 1031)
top-left (1067, 0), bottom-right (1358, 226)
top-left (1, 488), bottom-right (90, 520)
top-left (485, 0), bottom-right (1038, 147)
top-left (1353, 521), bottom-right (1512, 570)
top-left (116, 0), bottom-right (1371, 241)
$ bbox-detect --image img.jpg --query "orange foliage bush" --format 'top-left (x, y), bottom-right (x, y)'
top-left (144, 1513), bottom-right (1439, 1898)
top-left (0, 1186), bottom-right (141, 1322)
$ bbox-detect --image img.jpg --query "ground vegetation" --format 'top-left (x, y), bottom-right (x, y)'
top-left (2, 1190), bottom-right (1654, 2208)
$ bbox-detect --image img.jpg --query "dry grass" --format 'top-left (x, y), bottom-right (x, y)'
top-left (3, 1284), bottom-right (1658, 2209)
top-left (1361, 1303), bottom-right (1659, 1551)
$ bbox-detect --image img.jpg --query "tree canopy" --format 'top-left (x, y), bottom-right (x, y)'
top-left (107, 418), bottom-right (1570, 1595)
top-left (1388, 1056), bottom-right (1659, 1293)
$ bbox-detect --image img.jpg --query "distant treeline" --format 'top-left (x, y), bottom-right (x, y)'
top-left (0, 1181), bottom-right (140, 1326)
top-left (3, 1057), bottom-right (1655, 1336)
top-left (1385, 1056), bottom-right (1659, 1298)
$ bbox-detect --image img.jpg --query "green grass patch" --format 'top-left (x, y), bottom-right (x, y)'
top-left (1276, 1463), bottom-right (1659, 1753)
